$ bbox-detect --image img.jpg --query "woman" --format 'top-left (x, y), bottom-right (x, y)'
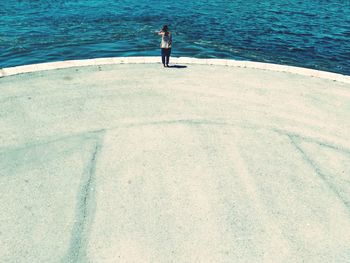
top-left (158, 25), bottom-right (172, 67)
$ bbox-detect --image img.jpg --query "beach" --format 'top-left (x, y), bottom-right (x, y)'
top-left (1, 58), bottom-right (350, 262)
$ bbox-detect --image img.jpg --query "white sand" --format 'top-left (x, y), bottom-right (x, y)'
top-left (1, 61), bottom-right (350, 262)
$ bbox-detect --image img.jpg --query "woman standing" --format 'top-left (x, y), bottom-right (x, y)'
top-left (158, 25), bottom-right (172, 67)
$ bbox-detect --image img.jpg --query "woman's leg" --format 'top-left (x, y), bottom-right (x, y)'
top-left (161, 48), bottom-right (166, 66)
top-left (166, 48), bottom-right (171, 65)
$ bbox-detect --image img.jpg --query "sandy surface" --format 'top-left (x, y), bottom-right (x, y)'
top-left (1, 62), bottom-right (350, 262)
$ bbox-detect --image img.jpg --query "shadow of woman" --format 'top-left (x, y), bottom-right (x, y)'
top-left (168, 65), bottom-right (187, 69)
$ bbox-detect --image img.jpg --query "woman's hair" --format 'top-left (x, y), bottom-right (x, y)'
top-left (162, 25), bottom-right (169, 32)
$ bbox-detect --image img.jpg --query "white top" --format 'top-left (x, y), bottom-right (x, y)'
top-left (160, 33), bottom-right (172, 48)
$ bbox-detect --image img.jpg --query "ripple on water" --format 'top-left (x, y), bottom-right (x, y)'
top-left (1, 0), bottom-right (350, 75)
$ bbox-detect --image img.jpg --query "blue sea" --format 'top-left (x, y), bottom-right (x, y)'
top-left (1, 0), bottom-right (350, 75)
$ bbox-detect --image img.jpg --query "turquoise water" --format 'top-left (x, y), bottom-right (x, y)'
top-left (1, 0), bottom-right (350, 74)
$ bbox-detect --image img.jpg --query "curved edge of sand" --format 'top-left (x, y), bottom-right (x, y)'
top-left (1, 56), bottom-right (349, 83)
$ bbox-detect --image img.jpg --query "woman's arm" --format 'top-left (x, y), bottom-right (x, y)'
top-left (169, 33), bottom-right (172, 44)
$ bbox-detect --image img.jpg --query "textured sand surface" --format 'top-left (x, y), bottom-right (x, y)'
top-left (1, 62), bottom-right (350, 262)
